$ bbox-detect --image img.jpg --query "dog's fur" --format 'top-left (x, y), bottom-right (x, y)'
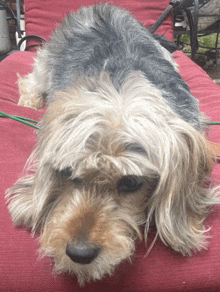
top-left (6, 4), bottom-right (220, 285)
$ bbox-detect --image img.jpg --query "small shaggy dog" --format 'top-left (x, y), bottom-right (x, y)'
top-left (6, 3), bottom-right (220, 285)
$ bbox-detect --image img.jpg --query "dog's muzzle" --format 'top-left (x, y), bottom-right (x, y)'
top-left (66, 241), bottom-right (100, 264)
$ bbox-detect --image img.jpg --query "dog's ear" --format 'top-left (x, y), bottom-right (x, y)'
top-left (153, 34), bottom-right (177, 53)
top-left (6, 173), bottom-right (36, 228)
top-left (148, 126), bottom-right (219, 255)
top-left (6, 153), bottom-right (55, 232)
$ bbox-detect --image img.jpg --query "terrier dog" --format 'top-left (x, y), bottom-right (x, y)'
top-left (6, 3), bottom-right (220, 285)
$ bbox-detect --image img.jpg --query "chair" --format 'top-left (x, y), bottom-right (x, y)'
top-left (174, 0), bottom-right (220, 64)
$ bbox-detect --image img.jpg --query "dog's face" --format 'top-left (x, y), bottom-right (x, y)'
top-left (36, 74), bottom-right (161, 284)
top-left (7, 72), bottom-right (218, 284)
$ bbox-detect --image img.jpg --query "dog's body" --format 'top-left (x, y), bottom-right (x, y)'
top-left (7, 4), bottom-right (219, 285)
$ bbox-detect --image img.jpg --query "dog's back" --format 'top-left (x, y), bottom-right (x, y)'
top-left (45, 4), bottom-right (201, 128)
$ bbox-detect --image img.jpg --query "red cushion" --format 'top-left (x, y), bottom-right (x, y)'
top-left (1, 1), bottom-right (220, 289)
top-left (24, 0), bottom-right (174, 47)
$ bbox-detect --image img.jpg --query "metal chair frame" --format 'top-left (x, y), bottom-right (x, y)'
top-left (174, 0), bottom-right (220, 66)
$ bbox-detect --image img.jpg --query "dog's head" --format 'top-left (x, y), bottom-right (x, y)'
top-left (7, 72), bottom-right (219, 284)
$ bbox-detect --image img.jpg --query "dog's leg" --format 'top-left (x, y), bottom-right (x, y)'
top-left (18, 49), bottom-right (49, 110)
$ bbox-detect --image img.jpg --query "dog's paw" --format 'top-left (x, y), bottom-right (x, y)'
top-left (18, 93), bottom-right (44, 110)
top-left (18, 74), bottom-right (44, 110)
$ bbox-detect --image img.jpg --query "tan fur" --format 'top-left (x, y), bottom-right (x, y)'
top-left (18, 75), bottom-right (44, 110)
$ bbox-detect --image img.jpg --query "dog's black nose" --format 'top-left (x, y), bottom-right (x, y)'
top-left (66, 242), bottom-right (100, 265)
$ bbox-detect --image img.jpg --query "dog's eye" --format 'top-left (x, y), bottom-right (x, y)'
top-left (118, 176), bottom-right (144, 194)
top-left (72, 177), bottom-right (84, 186)
top-left (58, 168), bottom-right (73, 178)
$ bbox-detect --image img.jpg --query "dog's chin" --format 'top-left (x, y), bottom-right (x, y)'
top-left (41, 241), bottom-right (135, 285)
top-left (40, 229), bottom-right (137, 285)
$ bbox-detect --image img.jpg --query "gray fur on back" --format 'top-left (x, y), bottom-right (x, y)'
top-left (44, 3), bottom-right (202, 129)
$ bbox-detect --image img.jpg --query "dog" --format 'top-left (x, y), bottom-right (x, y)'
top-left (6, 3), bottom-right (220, 285)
